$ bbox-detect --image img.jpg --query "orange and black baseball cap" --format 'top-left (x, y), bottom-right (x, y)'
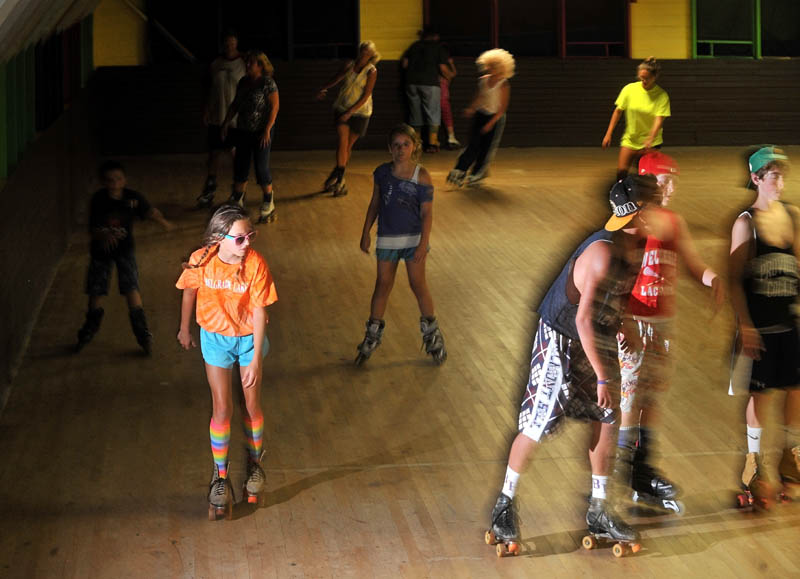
top-left (605, 175), bottom-right (651, 231)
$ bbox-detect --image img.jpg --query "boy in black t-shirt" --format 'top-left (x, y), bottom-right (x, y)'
top-left (76, 161), bottom-right (173, 354)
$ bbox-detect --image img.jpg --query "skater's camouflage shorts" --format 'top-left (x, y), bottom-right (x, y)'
top-left (518, 320), bottom-right (615, 442)
top-left (617, 318), bottom-right (673, 414)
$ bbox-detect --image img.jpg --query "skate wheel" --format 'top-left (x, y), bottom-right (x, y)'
top-left (630, 543), bottom-right (642, 554)
top-left (485, 530), bottom-right (497, 545)
top-left (224, 501), bottom-right (233, 520)
top-left (208, 504), bottom-right (216, 521)
top-left (612, 543), bottom-right (626, 558)
top-left (735, 493), bottom-right (750, 509)
top-left (495, 542), bottom-right (519, 557)
top-left (582, 535), bottom-right (597, 550)
top-left (354, 353), bottom-right (367, 367)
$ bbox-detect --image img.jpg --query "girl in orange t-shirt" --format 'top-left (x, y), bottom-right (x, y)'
top-left (176, 205), bottom-right (278, 520)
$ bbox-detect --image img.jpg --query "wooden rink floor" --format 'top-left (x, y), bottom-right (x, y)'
top-left (1, 146), bottom-right (799, 578)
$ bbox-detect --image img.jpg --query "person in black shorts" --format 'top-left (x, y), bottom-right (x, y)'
top-left (729, 146), bottom-right (800, 506)
top-left (76, 161), bottom-right (173, 354)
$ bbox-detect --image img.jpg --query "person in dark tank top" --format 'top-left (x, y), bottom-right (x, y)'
top-left (728, 146), bottom-right (800, 508)
top-left (485, 175), bottom-right (658, 555)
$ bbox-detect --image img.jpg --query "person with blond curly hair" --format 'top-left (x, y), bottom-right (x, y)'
top-left (446, 48), bottom-right (514, 187)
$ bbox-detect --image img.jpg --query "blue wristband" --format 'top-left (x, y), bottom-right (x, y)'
top-left (597, 379), bottom-right (607, 385)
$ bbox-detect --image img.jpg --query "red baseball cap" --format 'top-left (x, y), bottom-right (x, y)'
top-left (638, 151), bottom-right (679, 176)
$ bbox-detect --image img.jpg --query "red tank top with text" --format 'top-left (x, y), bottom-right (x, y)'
top-left (628, 212), bottom-right (679, 318)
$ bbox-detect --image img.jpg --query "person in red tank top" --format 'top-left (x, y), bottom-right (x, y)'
top-left (615, 152), bottom-right (725, 513)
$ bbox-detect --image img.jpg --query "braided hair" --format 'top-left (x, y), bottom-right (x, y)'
top-left (182, 205), bottom-right (252, 281)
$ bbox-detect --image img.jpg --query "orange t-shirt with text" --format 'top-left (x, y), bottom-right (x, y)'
top-left (176, 248), bottom-right (278, 336)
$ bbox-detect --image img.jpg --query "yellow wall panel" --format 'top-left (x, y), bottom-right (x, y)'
top-left (630, 0), bottom-right (691, 59)
top-left (360, 0), bottom-right (423, 60)
top-left (93, 0), bottom-right (147, 66)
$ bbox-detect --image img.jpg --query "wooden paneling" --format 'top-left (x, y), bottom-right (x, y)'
top-left (93, 57), bottom-right (800, 155)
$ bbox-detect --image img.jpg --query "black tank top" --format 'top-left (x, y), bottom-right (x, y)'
top-left (742, 206), bottom-right (799, 329)
top-left (538, 230), bottom-right (638, 341)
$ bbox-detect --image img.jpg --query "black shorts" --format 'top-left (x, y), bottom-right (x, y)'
top-left (207, 125), bottom-right (236, 151)
top-left (86, 249), bottom-right (140, 296)
top-left (334, 112), bottom-right (370, 137)
top-left (750, 327), bottom-right (800, 391)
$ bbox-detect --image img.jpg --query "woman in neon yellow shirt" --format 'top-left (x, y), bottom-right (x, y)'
top-left (602, 58), bottom-right (671, 180)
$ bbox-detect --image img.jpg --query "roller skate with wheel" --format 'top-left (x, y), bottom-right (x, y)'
top-left (242, 450), bottom-right (266, 506)
top-left (324, 166), bottom-right (344, 193)
top-left (354, 318), bottom-right (385, 366)
top-left (332, 176), bottom-right (348, 197)
top-left (446, 169), bottom-right (465, 187)
top-left (227, 188), bottom-right (245, 208)
top-left (128, 306), bottom-right (153, 356)
top-left (75, 307), bottom-right (104, 352)
top-left (208, 463), bottom-right (234, 521)
top-left (464, 169), bottom-right (488, 186)
top-left (582, 498), bottom-right (641, 558)
top-left (778, 446), bottom-right (799, 501)
top-left (484, 492), bottom-right (521, 557)
top-left (196, 176), bottom-right (217, 207)
top-left (257, 198), bottom-right (277, 224)
top-left (420, 316), bottom-right (447, 365)
top-left (631, 462), bottom-right (684, 514)
top-left (735, 452), bottom-right (778, 509)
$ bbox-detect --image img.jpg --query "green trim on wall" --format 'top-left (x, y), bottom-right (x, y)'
top-left (692, 0), bottom-right (762, 59)
top-left (754, 0), bottom-right (761, 58)
top-left (691, 0), bottom-right (697, 59)
top-left (0, 64), bottom-right (6, 179)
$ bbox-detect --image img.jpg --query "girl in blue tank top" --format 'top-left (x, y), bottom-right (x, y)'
top-left (352, 124), bottom-right (447, 366)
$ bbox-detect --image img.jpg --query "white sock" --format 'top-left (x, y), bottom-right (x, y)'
top-left (502, 466), bottom-right (520, 499)
top-left (591, 475), bottom-right (608, 500)
top-left (747, 426), bottom-right (762, 454)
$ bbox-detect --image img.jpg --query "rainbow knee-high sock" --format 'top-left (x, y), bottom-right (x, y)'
top-left (244, 414), bottom-right (264, 461)
top-left (210, 418), bottom-right (231, 478)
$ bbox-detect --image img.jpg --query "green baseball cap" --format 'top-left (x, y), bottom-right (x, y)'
top-left (748, 146), bottom-right (789, 173)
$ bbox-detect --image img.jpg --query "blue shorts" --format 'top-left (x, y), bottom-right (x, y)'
top-left (200, 328), bottom-right (270, 369)
top-left (376, 246), bottom-right (417, 262)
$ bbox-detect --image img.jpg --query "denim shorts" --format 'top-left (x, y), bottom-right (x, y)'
top-left (86, 248), bottom-right (139, 296)
top-left (376, 246), bottom-right (418, 262)
top-left (200, 328), bottom-right (270, 369)
top-left (334, 112), bottom-right (370, 137)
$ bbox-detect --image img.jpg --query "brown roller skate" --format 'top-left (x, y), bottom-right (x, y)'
top-left (778, 446), bottom-right (800, 501)
top-left (208, 463), bottom-right (234, 521)
top-left (735, 452), bottom-right (778, 509)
